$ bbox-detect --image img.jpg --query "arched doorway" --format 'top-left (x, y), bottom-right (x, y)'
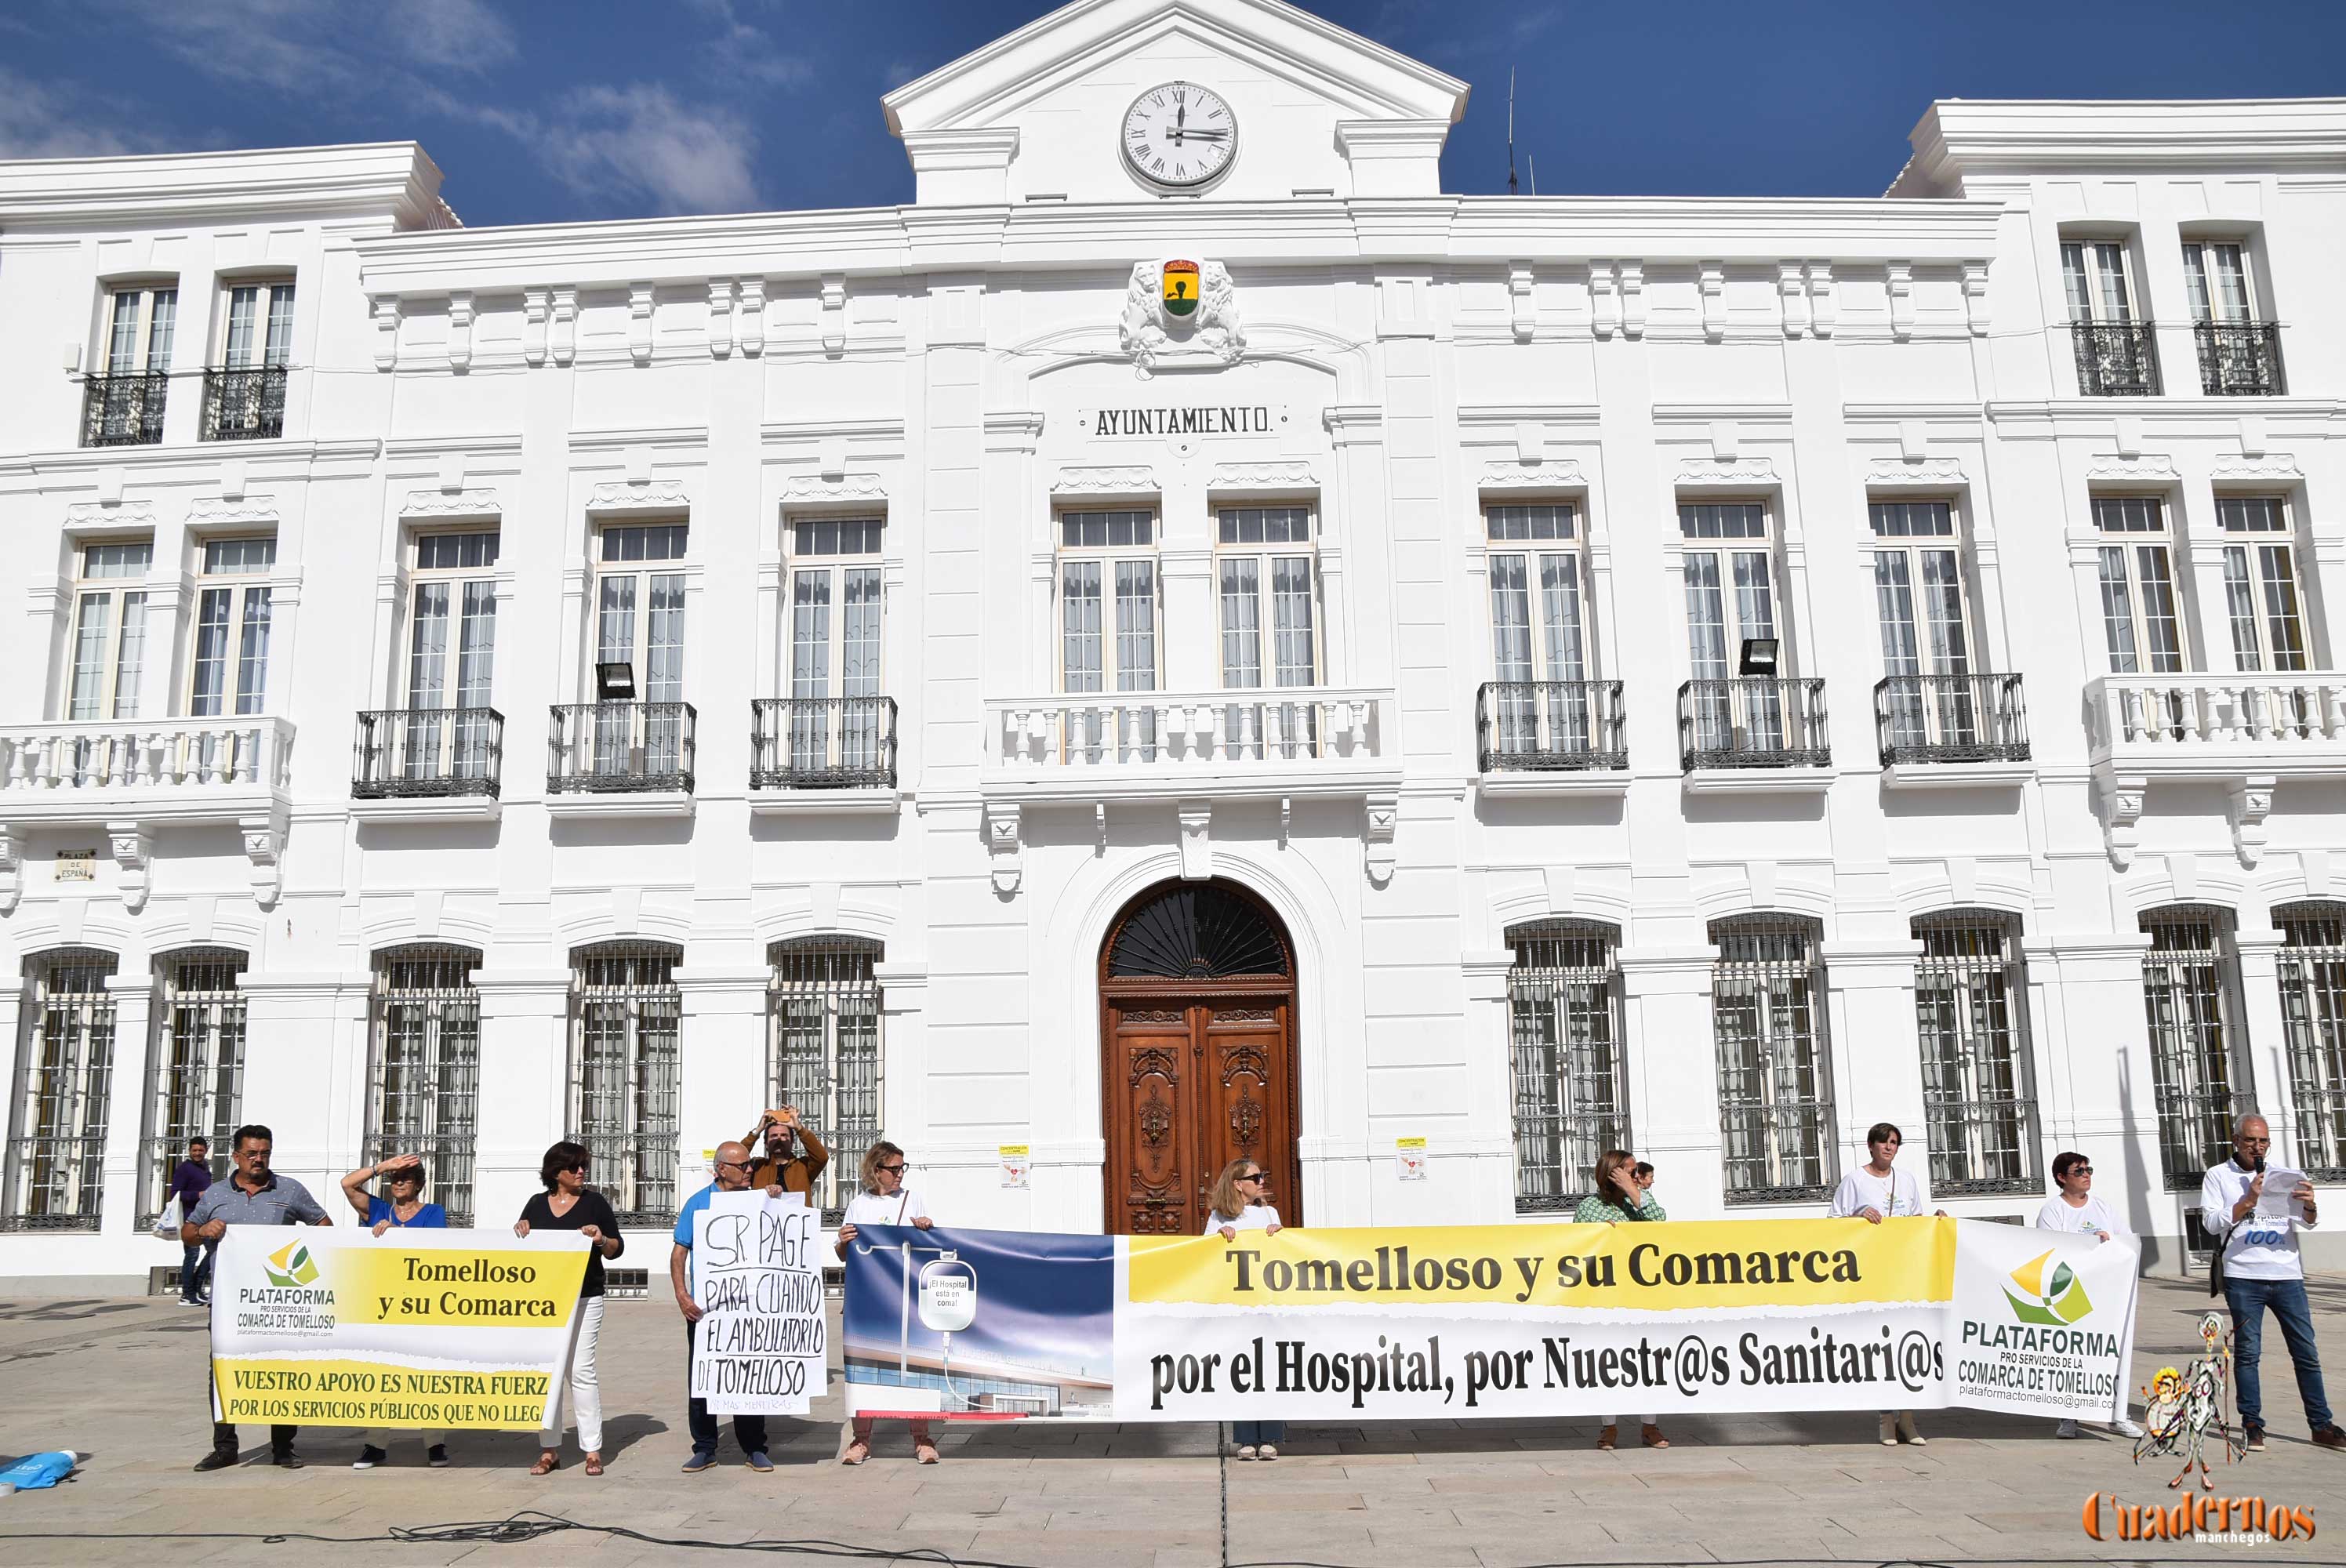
top-left (1099, 880), bottom-right (1301, 1235)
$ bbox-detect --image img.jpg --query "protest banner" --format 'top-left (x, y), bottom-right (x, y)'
top-left (842, 1217), bottom-right (2138, 1425)
top-left (689, 1191), bottom-right (829, 1416)
top-left (209, 1227), bottom-right (589, 1431)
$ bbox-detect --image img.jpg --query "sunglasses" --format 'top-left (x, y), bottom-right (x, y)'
top-left (2067, 1165), bottom-right (2094, 1175)
top-left (877, 1163), bottom-right (906, 1174)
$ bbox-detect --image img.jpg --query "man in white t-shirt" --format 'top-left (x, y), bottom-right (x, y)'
top-left (2199, 1115), bottom-right (2343, 1451)
top-left (2036, 1150), bottom-right (2145, 1439)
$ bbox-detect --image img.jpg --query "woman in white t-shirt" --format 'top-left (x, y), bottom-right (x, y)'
top-left (2035, 1151), bottom-right (2147, 1440)
top-left (1204, 1158), bottom-right (1284, 1460)
top-left (835, 1140), bottom-right (938, 1465)
top-left (1827, 1122), bottom-right (1945, 1447)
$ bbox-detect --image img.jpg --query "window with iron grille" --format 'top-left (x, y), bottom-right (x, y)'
top-left (140, 949), bottom-right (246, 1226)
top-left (1711, 916), bottom-right (1835, 1203)
top-left (1912, 912), bottom-right (2039, 1195)
top-left (2140, 907), bottom-right (2253, 1191)
top-left (571, 942), bottom-right (681, 1228)
top-left (2276, 902), bottom-right (2346, 1182)
top-left (4, 949), bottom-right (119, 1231)
top-left (367, 946), bottom-right (481, 1225)
top-left (1505, 921), bottom-right (1628, 1214)
top-left (767, 938), bottom-right (883, 1221)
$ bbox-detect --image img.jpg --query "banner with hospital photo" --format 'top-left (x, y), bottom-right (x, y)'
top-left (842, 1218), bottom-right (2137, 1424)
top-left (209, 1227), bottom-right (590, 1432)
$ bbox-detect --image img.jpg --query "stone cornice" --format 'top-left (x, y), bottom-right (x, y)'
top-left (0, 142), bottom-right (453, 231)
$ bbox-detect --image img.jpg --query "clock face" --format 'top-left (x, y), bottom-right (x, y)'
top-left (1121, 81), bottom-right (1237, 189)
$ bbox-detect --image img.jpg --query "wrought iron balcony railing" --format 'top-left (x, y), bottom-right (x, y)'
top-left (548, 701), bottom-right (695, 793)
top-left (2070, 321), bottom-right (2161, 397)
top-left (353, 707), bottom-right (504, 799)
top-left (1874, 673), bottom-right (2030, 768)
top-left (202, 365), bottom-right (288, 441)
top-left (80, 370), bottom-right (169, 447)
top-left (1677, 677), bottom-right (1830, 771)
top-left (1476, 681), bottom-right (1628, 772)
top-left (750, 696), bottom-right (897, 789)
top-left (2195, 322), bottom-right (2286, 397)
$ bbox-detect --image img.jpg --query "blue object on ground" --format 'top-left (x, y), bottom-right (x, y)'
top-left (0, 1451), bottom-right (78, 1490)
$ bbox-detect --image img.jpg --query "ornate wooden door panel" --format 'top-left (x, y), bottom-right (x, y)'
top-left (1107, 1004), bottom-right (1196, 1235)
top-left (1200, 1000), bottom-right (1294, 1219)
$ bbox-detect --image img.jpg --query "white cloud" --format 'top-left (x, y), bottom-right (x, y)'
top-left (0, 66), bottom-right (175, 158)
top-left (492, 86), bottom-right (764, 216)
top-left (109, 0), bottom-right (514, 95)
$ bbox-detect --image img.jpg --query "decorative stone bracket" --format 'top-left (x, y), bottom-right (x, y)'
top-left (1178, 799), bottom-right (1212, 880)
top-left (0, 826), bottom-right (19, 914)
top-left (105, 821), bottom-right (153, 913)
top-left (1364, 793), bottom-right (1397, 887)
top-left (2228, 775), bottom-right (2276, 869)
top-left (2100, 773), bottom-right (2146, 871)
top-left (985, 801), bottom-right (1022, 895)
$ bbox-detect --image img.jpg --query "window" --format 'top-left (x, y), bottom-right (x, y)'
top-left (86, 284), bottom-right (176, 445)
top-left (570, 942), bottom-right (681, 1225)
top-left (188, 536), bottom-right (277, 717)
top-left (2062, 240), bottom-right (2159, 395)
top-left (1870, 501), bottom-right (1978, 753)
top-left (140, 949), bottom-right (245, 1226)
top-left (399, 531), bottom-right (499, 784)
top-left (2215, 498), bottom-right (2307, 673)
top-left (594, 524), bottom-right (688, 775)
top-left (2061, 241), bottom-right (2137, 324)
top-left (1505, 922), bottom-right (1627, 1212)
top-left (1712, 916), bottom-right (1834, 1203)
top-left (2184, 240), bottom-right (2283, 395)
top-left (104, 285), bottom-right (178, 372)
top-left (2276, 902), bottom-right (2346, 1181)
top-left (2140, 908), bottom-right (2252, 1190)
top-left (219, 279), bottom-right (296, 368)
top-left (2090, 498), bottom-right (2184, 674)
top-left (1217, 506), bottom-right (1321, 760)
top-left (1913, 913), bottom-right (2038, 1194)
top-left (789, 519), bottom-right (886, 774)
top-left (64, 540), bottom-right (153, 720)
top-left (367, 946), bottom-right (481, 1225)
top-left (1680, 503), bottom-right (1785, 753)
top-left (1485, 505), bottom-right (1597, 760)
top-left (2181, 241), bottom-right (2253, 325)
top-left (1059, 510), bottom-right (1160, 761)
top-left (768, 939), bottom-right (883, 1220)
top-left (3, 950), bottom-right (118, 1231)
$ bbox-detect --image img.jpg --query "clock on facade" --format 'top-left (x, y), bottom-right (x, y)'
top-left (1121, 81), bottom-right (1237, 189)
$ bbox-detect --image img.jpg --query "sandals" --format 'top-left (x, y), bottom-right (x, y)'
top-left (1641, 1425), bottom-right (1670, 1450)
top-left (530, 1452), bottom-right (561, 1475)
top-left (1596, 1424), bottom-right (1618, 1451)
top-left (583, 1454), bottom-right (604, 1476)
top-left (914, 1440), bottom-right (940, 1465)
top-left (841, 1440), bottom-right (870, 1466)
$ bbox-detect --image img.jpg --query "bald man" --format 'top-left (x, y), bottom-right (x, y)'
top-left (674, 1139), bottom-right (772, 1473)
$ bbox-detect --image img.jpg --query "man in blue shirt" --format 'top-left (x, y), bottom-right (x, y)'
top-left (672, 1139), bottom-right (770, 1473)
top-left (169, 1137), bottom-right (217, 1305)
top-left (184, 1125), bottom-right (330, 1471)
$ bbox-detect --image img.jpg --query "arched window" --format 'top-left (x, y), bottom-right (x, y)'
top-left (1710, 915), bottom-right (1835, 1203)
top-left (141, 948), bottom-right (246, 1226)
top-left (2275, 902), bottom-right (2346, 1181)
top-left (369, 946), bottom-right (481, 1225)
top-left (1105, 883), bottom-right (1291, 979)
top-left (1505, 921), bottom-right (1626, 1211)
top-left (768, 938), bottom-right (883, 1219)
top-left (570, 942), bottom-right (681, 1226)
top-left (1912, 911), bottom-right (2037, 1193)
top-left (4, 949), bottom-right (119, 1230)
top-left (2139, 906), bottom-right (2252, 1189)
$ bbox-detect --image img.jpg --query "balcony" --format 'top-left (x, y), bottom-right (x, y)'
top-left (350, 707), bottom-right (503, 823)
top-left (202, 365), bottom-right (288, 441)
top-left (749, 697), bottom-right (897, 813)
top-left (79, 371), bottom-right (169, 448)
top-left (986, 688), bottom-right (1396, 801)
top-left (2086, 673), bottom-right (2346, 867)
top-left (547, 702), bottom-right (695, 818)
top-left (2070, 321), bottom-right (2161, 397)
top-left (1474, 681), bottom-right (1629, 799)
top-left (1677, 678), bottom-right (1831, 793)
top-left (2195, 323), bottom-right (2286, 397)
top-left (1874, 673), bottom-right (2032, 789)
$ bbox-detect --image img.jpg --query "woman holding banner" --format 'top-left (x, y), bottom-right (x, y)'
top-left (1828, 1122), bottom-right (1944, 1446)
top-left (1574, 1150), bottom-right (1669, 1452)
top-left (836, 1140), bottom-right (939, 1465)
top-left (516, 1141), bottom-right (624, 1475)
top-left (1205, 1158), bottom-right (1285, 1460)
top-left (338, 1153), bottom-right (449, 1470)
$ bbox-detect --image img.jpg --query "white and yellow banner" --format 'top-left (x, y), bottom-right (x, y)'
top-left (209, 1227), bottom-right (590, 1431)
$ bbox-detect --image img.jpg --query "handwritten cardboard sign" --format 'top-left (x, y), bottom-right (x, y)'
top-left (690, 1191), bottom-right (827, 1415)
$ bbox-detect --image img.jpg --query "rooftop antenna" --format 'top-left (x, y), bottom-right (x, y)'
top-left (1527, 152), bottom-right (1538, 198)
top-left (1507, 67), bottom-right (1519, 195)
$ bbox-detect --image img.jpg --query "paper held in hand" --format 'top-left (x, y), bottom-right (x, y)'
top-left (2256, 1167), bottom-right (2311, 1221)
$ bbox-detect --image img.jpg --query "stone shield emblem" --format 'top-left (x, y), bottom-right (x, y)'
top-left (1161, 259), bottom-right (1200, 320)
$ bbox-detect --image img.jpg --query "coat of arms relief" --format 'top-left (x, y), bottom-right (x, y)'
top-left (1120, 257), bottom-right (1244, 376)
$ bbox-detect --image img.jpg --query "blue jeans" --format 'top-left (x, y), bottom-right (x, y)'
top-left (2224, 1276), bottom-right (2334, 1432)
top-left (1233, 1421), bottom-right (1284, 1446)
top-left (181, 1239), bottom-right (216, 1301)
top-left (685, 1321), bottom-right (768, 1458)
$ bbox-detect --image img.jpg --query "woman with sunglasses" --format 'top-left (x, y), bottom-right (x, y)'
top-left (338, 1152), bottom-right (448, 1470)
top-left (516, 1141), bottom-right (625, 1475)
top-left (836, 1141), bottom-right (938, 1465)
top-left (2036, 1152), bottom-right (2145, 1440)
top-left (1204, 1158), bottom-right (1284, 1459)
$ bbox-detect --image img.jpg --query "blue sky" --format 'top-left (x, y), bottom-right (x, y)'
top-left (3, 1), bottom-right (2341, 226)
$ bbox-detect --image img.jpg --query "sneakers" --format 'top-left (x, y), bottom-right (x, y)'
top-left (2312, 1425), bottom-right (2346, 1450)
top-left (352, 1446), bottom-right (387, 1471)
top-left (2054, 1419), bottom-right (2081, 1439)
top-left (1235, 1444), bottom-right (1257, 1461)
top-left (194, 1448), bottom-right (238, 1473)
top-left (1256, 1444), bottom-right (1278, 1461)
top-left (272, 1449), bottom-right (303, 1469)
top-left (179, 1297), bottom-right (206, 1308)
top-left (746, 1451), bottom-right (773, 1472)
top-left (681, 1450), bottom-right (717, 1473)
top-left (2244, 1425), bottom-right (2267, 1453)
top-left (427, 1444), bottom-right (450, 1468)
top-left (2112, 1418), bottom-right (2147, 1440)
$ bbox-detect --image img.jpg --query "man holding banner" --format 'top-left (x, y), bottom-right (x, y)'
top-left (187, 1124), bottom-right (330, 1472)
top-left (673, 1140), bottom-right (772, 1474)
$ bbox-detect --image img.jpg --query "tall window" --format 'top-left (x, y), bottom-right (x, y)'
top-left (1871, 501), bottom-right (1975, 752)
top-left (2090, 497), bottom-right (2184, 674)
top-left (2215, 498), bottom-right (2308, 673)
top-left (1712, 915), bottom-right (1833, 1202)
top-left (1681, 503), bottom-right (1784, 752)
top-left (1505, 921), bottom-right (1627, 1212)
top-left (1059, 510), bottom-right (1160, 760)
top-left (367, 946), bottom-right (481, 1225)
top-left (1913, 912), bottom-right (2037, 1193)
top-left (188, 536), bottom-right (277, 717)
top-left (1486, 505), bottom-right (1592, 757)
top-left (571, 942), bottom-right (681, 1225)
top-left (2181, 241), bottom-right (2253, 326)
top-left (3, 950), bottom-right (118, 1230)
top-left (141, 949), bottom-right (245, 1225)
top-left (64, 540), bottom-right (153, 720)
top-left (594, 523), bottom-right (688, 775)
top-left (2141, 907), bottom-right (2252, 1190)
top-left (2276, 902), bottom-right (2346, 1181)
top-left (1218, 505), bottom-right (1320, 760)
top-left (402, 531), bottom-right (499, 782)
top-left (790, 518), bottom-right (885, 771)
top-left (2061, 241), bottom-right (2137, 324)
top-left (220, 279), bottom-right (296, 368)
top-left (87, 285), bottom-right (176, 445)
top-left (768, 938), bottom-right (883, 1219)
top-left (104, 285), bottom-right (178, 372)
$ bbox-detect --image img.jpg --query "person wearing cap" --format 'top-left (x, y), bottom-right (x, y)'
top-left (2035, 1151), bottom-right (2145, 1440)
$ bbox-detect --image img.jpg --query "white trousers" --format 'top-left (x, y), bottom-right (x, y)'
top-left (364, 1428), bottom-right (446, 1449)
top-left (540, 1296), bottom-right (606, 1454)
top-left (1601, 1414), bottom-right (1656, 1425)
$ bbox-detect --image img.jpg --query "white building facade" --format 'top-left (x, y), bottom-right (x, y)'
top-left (4, 0), bottom-right (2344, 1291)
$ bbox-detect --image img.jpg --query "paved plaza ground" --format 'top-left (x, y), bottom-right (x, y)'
top-left (0, 1272), bottom-right (2341, 1566)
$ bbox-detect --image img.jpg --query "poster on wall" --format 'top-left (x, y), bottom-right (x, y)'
top-left (689, 1191), bottom-right (829, 1416)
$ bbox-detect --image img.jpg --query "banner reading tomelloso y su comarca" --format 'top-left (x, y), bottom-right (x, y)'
top-left (842, 1218), bottom-right (2137, 1424)
top-left (210, 1228), bottom-right (590, 1431)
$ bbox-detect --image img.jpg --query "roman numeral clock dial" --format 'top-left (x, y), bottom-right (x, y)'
top-left (1122, 82), bottom-right (1237, 190)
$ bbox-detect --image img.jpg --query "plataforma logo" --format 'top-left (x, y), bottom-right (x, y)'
top-left (2004, 1248), bottom-right (2092, 1326)
top-left (264, 1240), bottom-right (320, 1289)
